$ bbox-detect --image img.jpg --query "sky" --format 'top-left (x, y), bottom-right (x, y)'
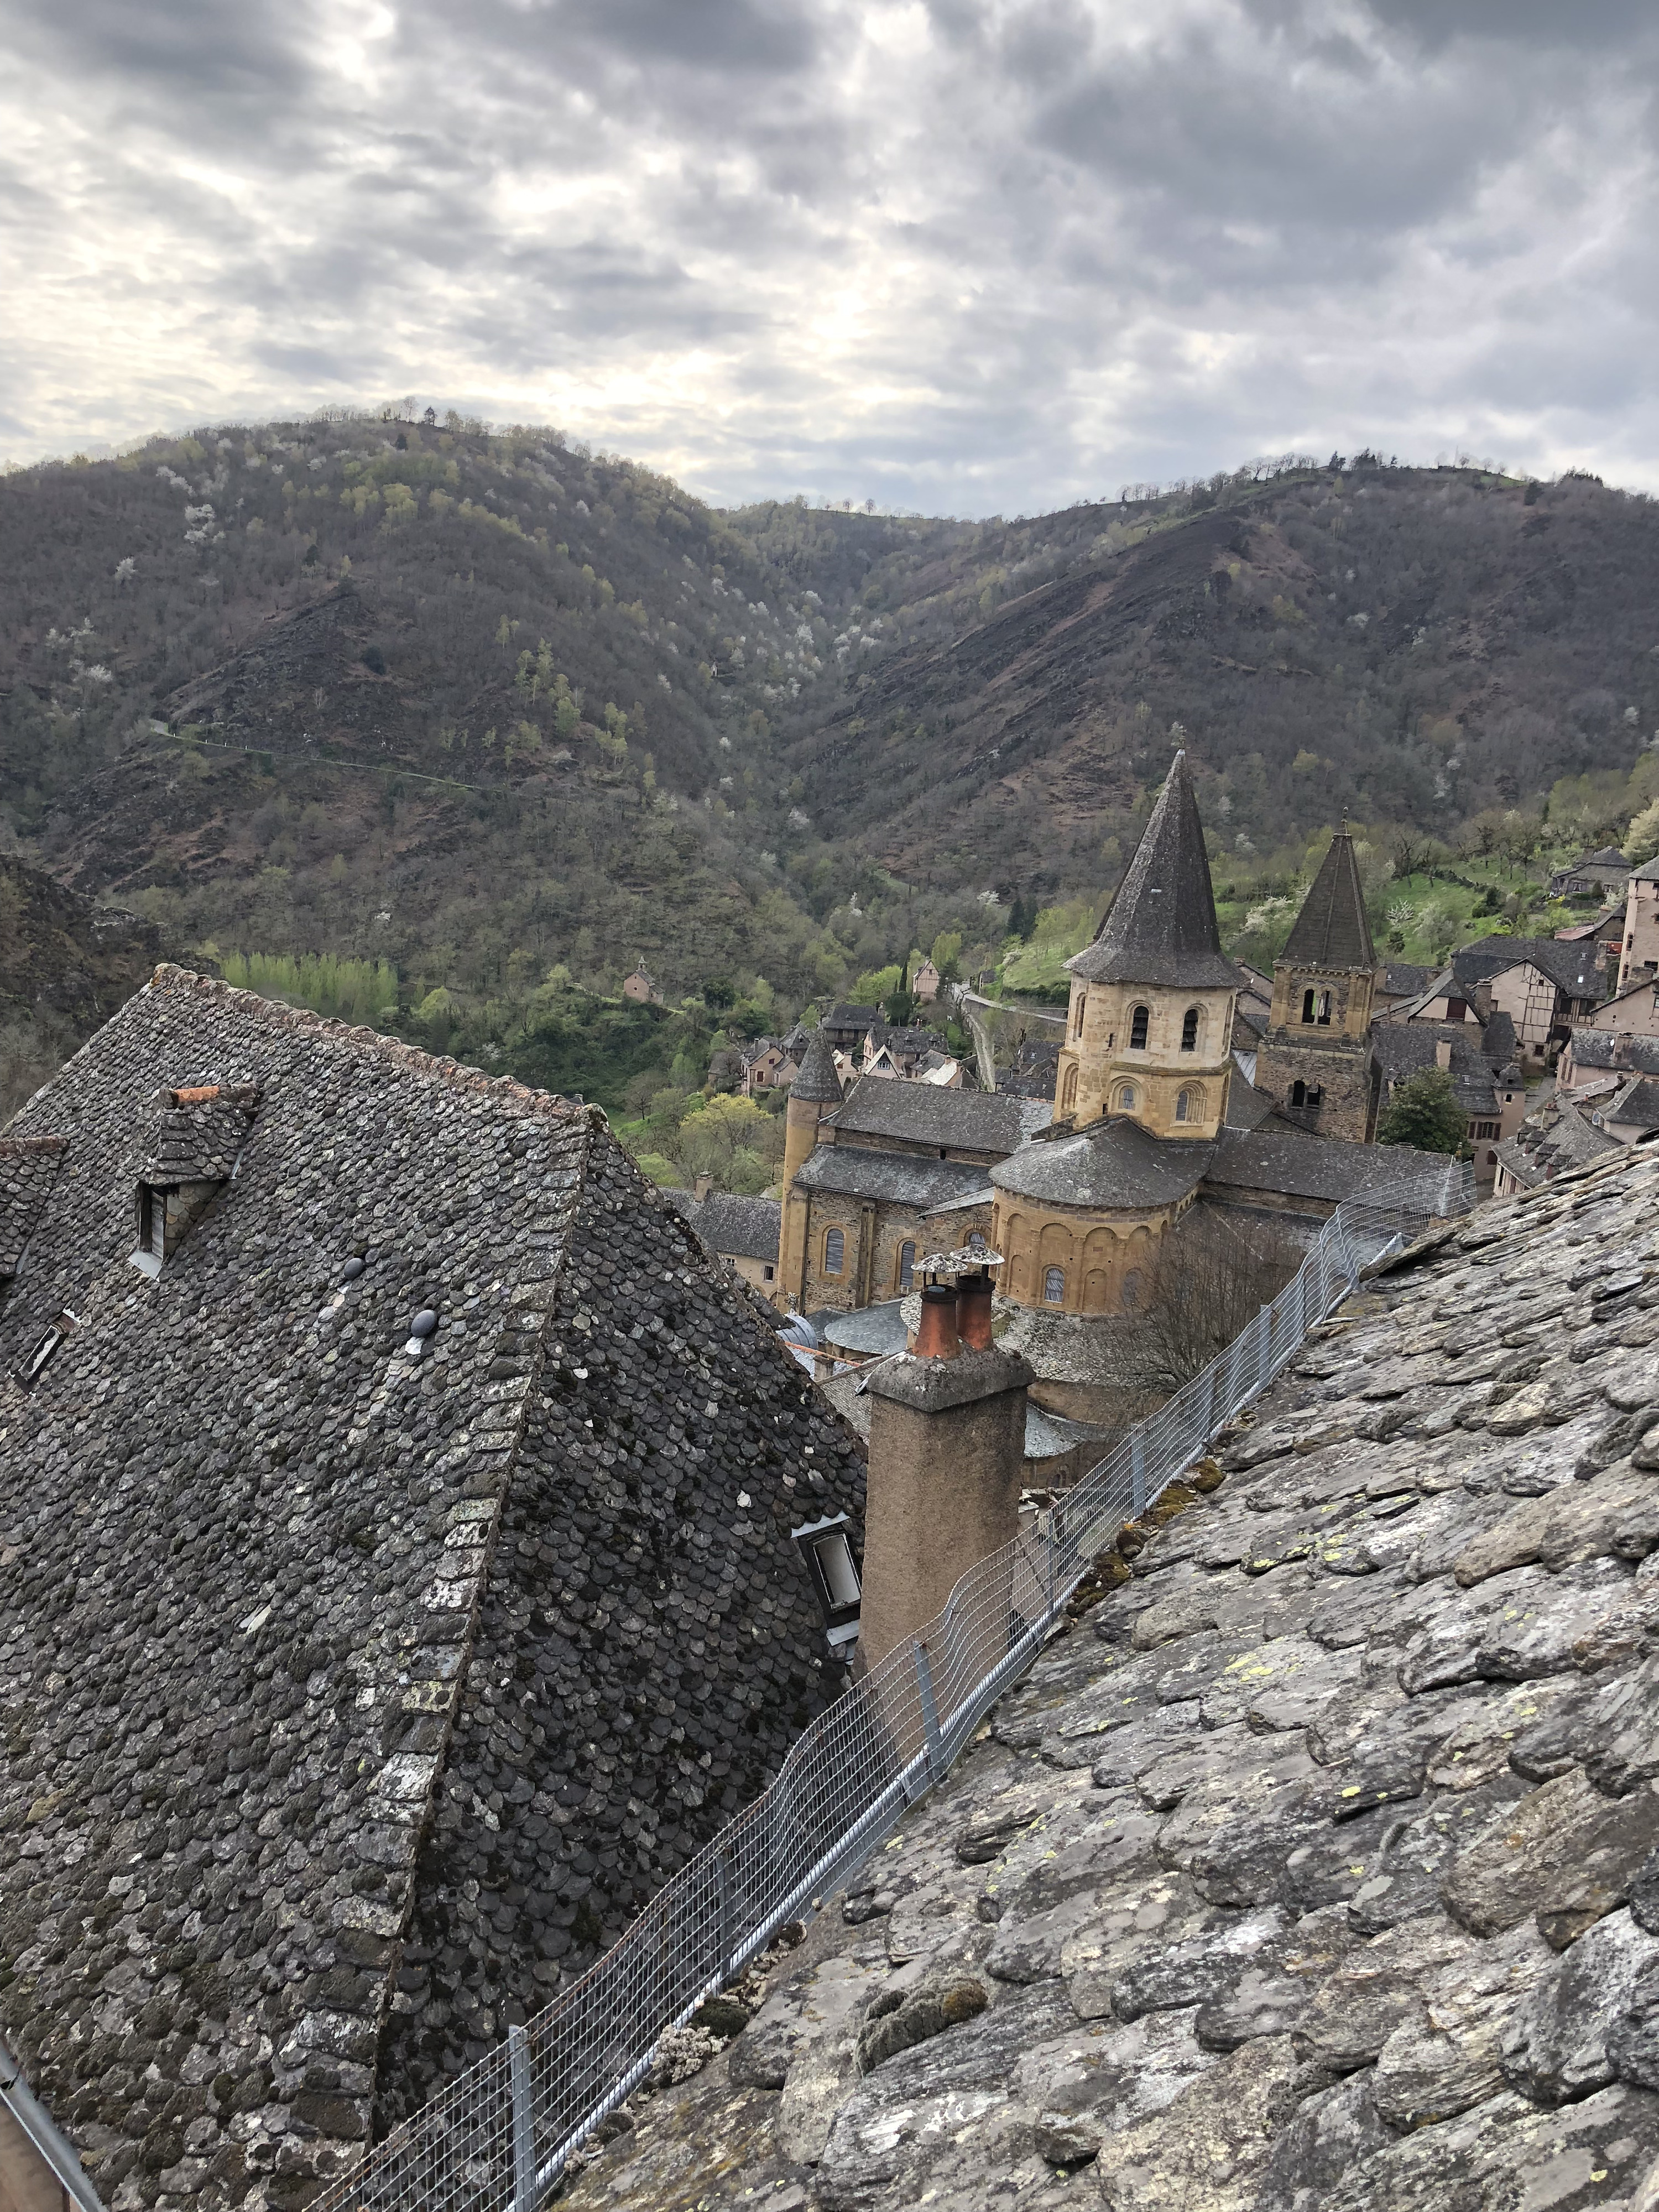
top-left (3, 0), bottom-right (1658, 513)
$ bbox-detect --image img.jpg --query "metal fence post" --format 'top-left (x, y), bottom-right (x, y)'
top-left (915, 1640), bottom-right (943, 1778)
top-left (1130, 1429), bottom-right (1147, 1516)
top-left (717, 1851), bottom-right (734, 1984)
top-left (509, 2024), bottom-right (536, 2212)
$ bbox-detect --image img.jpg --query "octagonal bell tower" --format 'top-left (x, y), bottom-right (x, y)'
top-left (1053, 752), bottom-right (1239, 1140)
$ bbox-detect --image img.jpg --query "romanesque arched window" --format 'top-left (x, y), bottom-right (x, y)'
top-left (1042, 1265), bottom-right (1066, 1305)
top-left (1115, 1083), bottom-right (1138, 1114)
top-left (1291, 1079), bottom-right (1307, 1107)
top-left (1181, 1006), bottom-right (1200, 1052)
top-left (1316, 989), bottom-right (1332, 1026)
top-left (1129, 1004), bottom-right (1150, 1050)
top-left (823, 1227), bottom-right (845, 1276)
top-left (1060, 1063), bottom-right (1078, 1113)
top-left (1071, 990), bottom-right (1086, 1040)
top-left (1174, 1088), bottom-right (1193, 1123)
top-left (1301, 987), bottom-right (1317, 1024)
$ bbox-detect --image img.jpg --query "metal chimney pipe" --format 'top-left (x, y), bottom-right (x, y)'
top-left (956, 1269), bottom-right (994, 1350)
top-left (912, 1282), bottom-right (961, 1361)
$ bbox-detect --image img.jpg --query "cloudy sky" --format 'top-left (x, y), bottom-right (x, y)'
top-left (3, 0), bottom-right (1657, 512)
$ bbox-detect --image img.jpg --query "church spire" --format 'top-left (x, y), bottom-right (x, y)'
top-left (1281, 831), bottom-right (1377, 970)
top-left (1067, 751), bottom-right (1238, 989)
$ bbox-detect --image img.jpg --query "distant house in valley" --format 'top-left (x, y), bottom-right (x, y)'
top-left (740, 1037), bottom-right (800, 1095)
top-left (622, 963), bottom-right (660, 1004)
top-left (912, 958), bottom-right (942, 1003)
top-left (1547, 846), bottom-right (1632, 900)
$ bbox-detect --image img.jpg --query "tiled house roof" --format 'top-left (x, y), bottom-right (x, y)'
top-left (0, 967), bottom-right (865, 2207)
top-left (662, 1187), bottom-right (781, 1264)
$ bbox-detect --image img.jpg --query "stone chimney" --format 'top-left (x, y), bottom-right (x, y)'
top-left (858, 1260), bottom-right (1032, 1676)
top-left (693, 1173), bottom-right (713, 1202)
top-left (1435, 1041), bottom-right (1453, 1071)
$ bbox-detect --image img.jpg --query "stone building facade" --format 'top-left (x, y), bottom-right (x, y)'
top-left (0, 966), bottom-right (865, 2208)
top-left (1253, 830), bottom-right (1384, 1142)
top-left (780, 1061), bottom-right (1044, 1313)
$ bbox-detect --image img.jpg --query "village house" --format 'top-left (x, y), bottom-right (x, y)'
top-left (1385, 936), bottom-right (1605, 1061)
top-left (1370, 1017), bottom-right (1527, 1188)
top-left (620, 964), bottom-right (660, 1005)
top-left (662, 1181), bottom-right (784, 1307)
top-left (737, 1036), bottom-right (801, 1095)
top-left (1617, 857), bottom-right (1659, 993)
top-left (1547, 844), bottom-right (1632, 900)
top-left (911, 957), bottom-right (942, 1003)
top-left (0, 966), bottom-right (865, 2208)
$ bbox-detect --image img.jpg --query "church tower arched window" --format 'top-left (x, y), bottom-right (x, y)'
top-left (1181, 1006), bottom-right (1201, 1052)
top-left (1129, 1004), bottom-right (1150, 1050)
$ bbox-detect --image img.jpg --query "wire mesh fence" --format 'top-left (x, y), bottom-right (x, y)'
top-left (316, 1177), bottom-right (1469, 2212)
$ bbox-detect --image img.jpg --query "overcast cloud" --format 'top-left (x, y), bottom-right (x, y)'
top-left (2, 0), bottom-right (1657, 510)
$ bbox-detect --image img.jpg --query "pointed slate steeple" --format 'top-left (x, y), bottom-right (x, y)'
top-left (1067, 752), bottom-right (1238, 989)
top-left (790, 1025), bottom-right (845, 1103)
top-left (1281, 832), bottom-right (1377, 971)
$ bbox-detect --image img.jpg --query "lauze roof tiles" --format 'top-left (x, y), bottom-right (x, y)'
top-left (0, 966), bottom-right (864, 2209)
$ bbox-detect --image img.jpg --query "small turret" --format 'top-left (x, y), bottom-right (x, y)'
top-left (779, 1029), bottom-right (843, 1303)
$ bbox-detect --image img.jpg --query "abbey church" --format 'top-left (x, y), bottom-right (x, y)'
top-left (779, 754), bottom-right (1464, 1421)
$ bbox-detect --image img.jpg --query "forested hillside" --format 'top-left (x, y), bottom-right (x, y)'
top-left (4, 424), bottom-right (1659, 1124)
top-left (759, 458), bottom-right (1659, 898)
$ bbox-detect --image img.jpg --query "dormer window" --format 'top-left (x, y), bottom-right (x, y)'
top-left (130, 1083), bottom-right (261, 1276)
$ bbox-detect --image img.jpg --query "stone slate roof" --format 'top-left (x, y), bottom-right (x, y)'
top-left (821, 1004), bottom-right (883, 1036)
top-left (1067, 753), bottom-right (1240, 991)
top-left (992, 1115), bottom-right (1215, 1210)
top-left (1495, 1099), bottom-right (1623, 1188)
top-left (791, 1146), bottom-right (993, 1212)
top-left (0, 966), bottom-right (865, 2207)
top-left (137, 1082), bottom-right (262, 1184)
top-left (564, 1141), bottom-right (1659, 2212)
top-left (661, 1188), bottom-right (781, 1265)
top-left (0, 1136), bottom-right (67, 1277)
top-left (1573, 1032), bottom-right (1659, 1078)
top-left (1452, 936), bottom-right (1604, 1000)
top-left (787, 1028), bottom-right (845, 1105)
top-left (1608, 1080), bottom-right (1659, 1134)
top-left (1279, 833), bottom-right (1378, 971)
top-left (1382, 962), bottom-right (1438, 999)
top-left (1207, 1125), bottom-right (1467, 1212)
top-left (1370, 1021), bottom-right (1503, 1117)
top-left (826, 1078), bottom-right (1046, 1156)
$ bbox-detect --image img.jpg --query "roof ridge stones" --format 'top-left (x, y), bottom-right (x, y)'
top-left (1279, 832), bottom-right (1378, 972)
top-left (1067, 752), bottom-right (1240, 992)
